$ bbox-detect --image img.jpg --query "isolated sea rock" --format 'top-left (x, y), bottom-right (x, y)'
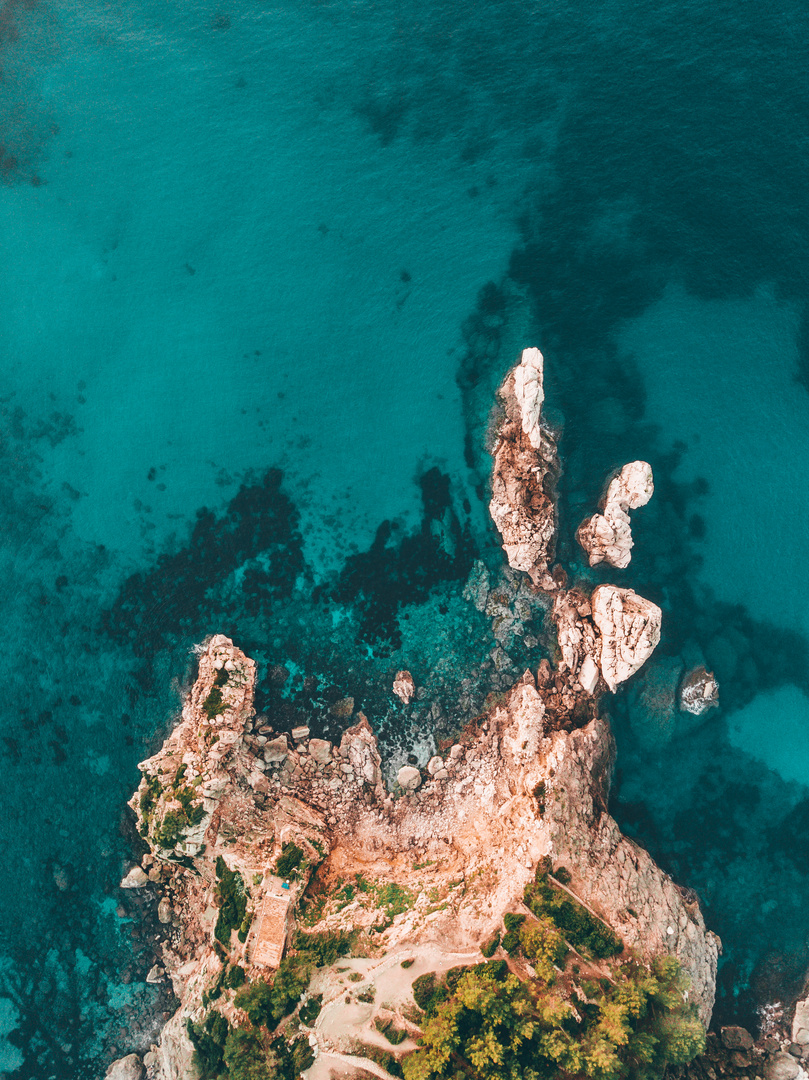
top-left (489, 347), bottom-right (559, 587)
top-left (591, 585), bottom-right (662, 692)
top-left (120, 866), bottom-right (149, 889)
top-left (392, 670), bottom-right (416, 704)
top-left (577, 460), bottom-right (654, 569)
top-left (680, 665), bottom-right (720, 715)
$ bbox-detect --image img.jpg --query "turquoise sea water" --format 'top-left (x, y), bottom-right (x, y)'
top-left (3, 0), bottom-right (809, 1074)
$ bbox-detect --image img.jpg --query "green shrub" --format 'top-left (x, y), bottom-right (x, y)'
top-left (234, 979), bottom-right (274, 1027)
top-left (202, 685), bottom-right (227, 720)
top-left (501, 912), bottom-right (526, 954)
top-left (554, 866), bottom-right (572, 886)
top-left (223, 964), bottom-right (246, 990)
top-left (524, 871), bottom-right (623, 959)
top-left (214, 857), bottom-right (248, 948)
top-left (357, 986), bottom-right (376, 1003)
top-left (186, 1011), bottom-right (229, 1079)
top-left (154, 811), bottom-right (184, 850)
top-left (299, 994), bottom-right (322, 1026)
top-left (275, 841), bottom-right (305, 878)
top-left (354, 1042), bottom-right (403, 1078)
top-left (400, 957), bottom-right (415, 968)
top-left (480, 932), bottom-right (500, 958)
top-left (411, 972), bottom-right (450, 1016)
top-left (375, 1016), bottom-right (408, 1045)
top-left (294, 928), bottom-right (351, 966)
top-left (222, 1026), bottom-right (269, 1080)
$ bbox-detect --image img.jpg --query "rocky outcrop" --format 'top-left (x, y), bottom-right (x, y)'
top-left (125, 636), bottom-right (718, 1080)
top-left (680, 665), bottom-right (720, 715)
top-left (591, 585), bottom-right (662, 692)
top-left (106, 1055), bottom-right (144, 1080)
top-left (489, 348), bottom-right (560, 587)
top-left (393, 670), bottom-right (416, 704)
top-left (577, 460), bottom-right (654, 569)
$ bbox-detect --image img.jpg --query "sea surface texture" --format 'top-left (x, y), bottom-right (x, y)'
top-left (1, 0), bottom-right (809, 1075)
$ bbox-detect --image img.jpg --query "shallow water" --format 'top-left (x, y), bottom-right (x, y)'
top-left (3, 0), bottom-right (809, 1073)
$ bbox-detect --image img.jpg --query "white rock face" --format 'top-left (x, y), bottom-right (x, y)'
top-left (120, 866), bottom-right (149, 889)
top-left (591, 585), bottom-right (662, 692)
top-left (392, 670), bottom-right (416, 704)
top-left (577, 461), bottom-right (654, 569)
top-left (106, 1055), bottom-right (144, 1080)
top-left (512, 347), bottom-right (545, 449)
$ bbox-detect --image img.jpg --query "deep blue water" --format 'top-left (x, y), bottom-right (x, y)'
top-left (2, 0), bottom-right (809, 1075)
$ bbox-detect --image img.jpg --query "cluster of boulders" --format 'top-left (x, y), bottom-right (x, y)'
top-left (668, 1024), bottom-right (809, 1080)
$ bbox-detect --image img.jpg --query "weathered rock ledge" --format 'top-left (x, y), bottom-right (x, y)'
top-left (122, 632), bottom-right (719, 1079)
top-left (577, 460), bottom-right (654, 569)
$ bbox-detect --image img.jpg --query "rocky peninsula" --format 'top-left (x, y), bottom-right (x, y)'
top-left (111, 348), bottom-right (800, 1080)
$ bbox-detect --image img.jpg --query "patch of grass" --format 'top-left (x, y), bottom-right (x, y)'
top-left (400, 958), bottom-right (415, 969)
top-left (202, 685), bottom-right (227, 720)
top-left (357, 986), bottom-right (375, 1003)
top-left (348, 971), bottom-right (363, 983)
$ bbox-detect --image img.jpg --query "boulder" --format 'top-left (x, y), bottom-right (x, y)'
top-left (291, 726), bottom-right (310, 741)
top-left (579, 654), bottom-right (600, 695)
top-left (105, 1054), bottom-right (144, 1080)
top-left (120, 866), bottom-right (149, 889)
top-left (577, 461), bottom-right (653, 569)
top-left (591, 585), bottom-right (662, 692)
top-left (392, 671), bottom-right (416, 704)
top-left (264, 736), bottom-right (289, 763)
top-left (308, 738), bottom-right (333, 765)
top-left (397, 766), bottom-right (422, 791)
top-left (426, 755), bottom-right (444, 777)
top-left (721, 1026), bottom-right (754, 1051)
top-left (679, 666), bottom-right (719, 715)
top-left (157, 897), bottom-right (172, 924)
top-left (766, 1052), bottom-right (801, 1080)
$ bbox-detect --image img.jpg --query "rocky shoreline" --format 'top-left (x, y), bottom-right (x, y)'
top-left (108, 347), bottom-right (801, 1080)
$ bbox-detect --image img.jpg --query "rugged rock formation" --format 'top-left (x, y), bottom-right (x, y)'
top-left (392, 670), bottom-right (415, 704)
top-left (592, 585), bottom-right (662, 692)
top-left (123, 633), bottom-right (719, 1079)
top-left (577, 460), bottom-right (654, 569)
top-left (489, 348), bottom-right (560, 587)
top-left (680, 665), bottom-right (720, 715)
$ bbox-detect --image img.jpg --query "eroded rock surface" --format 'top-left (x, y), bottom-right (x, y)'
top-left (577, 460), bottom-right (654, 569)
top-left (124, 634), bottom-right (718, 1080)
top-left (489, 348), bottom-right (559, 587)
top-left (591, 585), bottom-right (662, 692)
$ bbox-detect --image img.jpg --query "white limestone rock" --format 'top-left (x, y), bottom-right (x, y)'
top-left (120, 866), bottom-right (149, 889)
top-left (591, 585), bottom-right (662, 692)
top-left (577, 461), bottom-right (654, 569)
top-left (512, 347), bottom-right (545, 449)
top-left (105, 1055), bottom-right (144, 1080)
top-left (397, 765), bottom-right (422, 791)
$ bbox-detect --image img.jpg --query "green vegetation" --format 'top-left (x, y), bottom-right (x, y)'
top-left (357, 985), bottom-right (376, 1003)
top-left (554, 866), bottom-right (572, 886)
top-left (351, 1041), bottom-right (404, 1078)
top-left (223, 964), bottom-right (247, 990)
top-left (402, 954), bottom-right (705, 1080)
top-left (234, 958), bottom-right (311, 1026)
top-left (501, 912), bottom-right (526, 954)
top-left (524, 866), bottom-right (623, 960)
top-left (401, 957), bottom-right (415, 969)
top-left (146, 763), bottom-right (206, 850)
top-left (187, 1010), bottom-right (230, 1079)
top-left (293, 928), bottom-right (352, 966)
top-left (202, 668), bottom-right (230, 720)
top-left (480, 932), bottom-right (500, 958)
top-left (299, 994), bottom-right (322, 1026)
top-left (375, 1015), bottom-right (408, 1046)
top-left (275, 842), bottom-right (305, 878)
top-left (214, 856), bottom-right (248, 948)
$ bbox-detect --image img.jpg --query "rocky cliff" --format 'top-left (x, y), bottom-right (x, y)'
top-left (121, 627), bottom-right (719, 1079)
